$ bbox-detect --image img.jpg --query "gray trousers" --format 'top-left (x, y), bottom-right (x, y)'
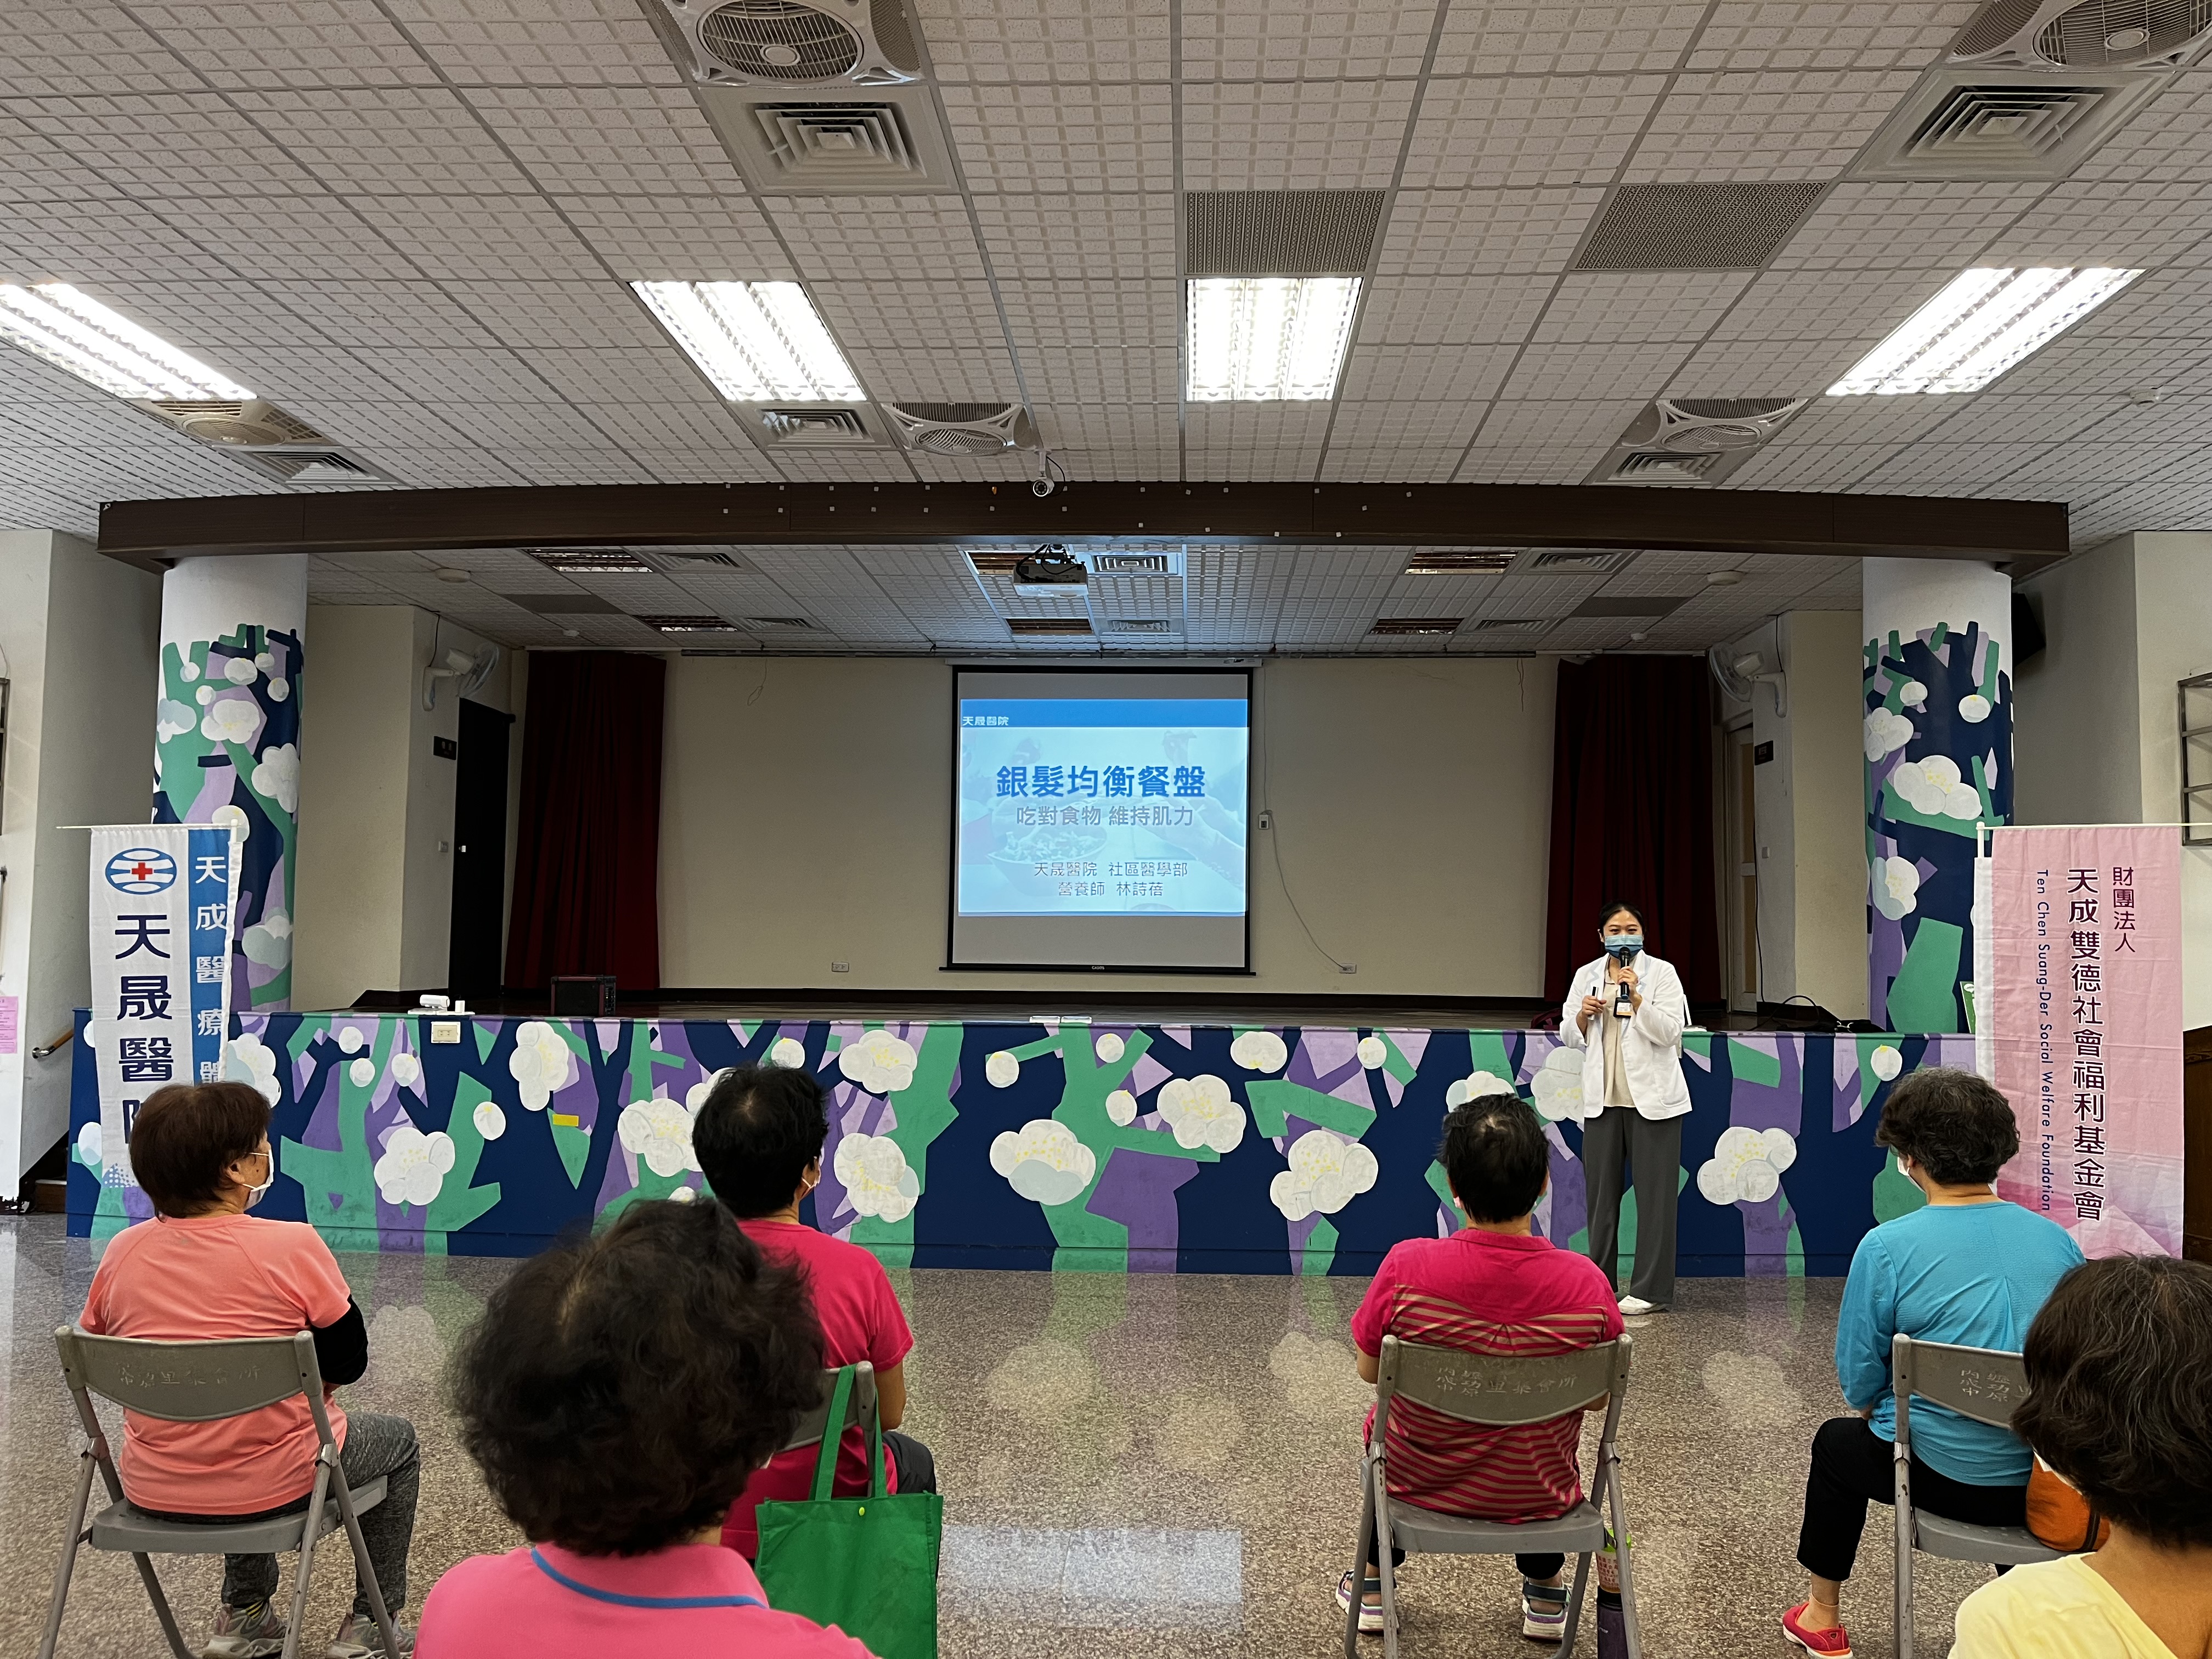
top-left (1582, 1108), bottom-right (1681, 1308)
top-left (148, 1411), bottom-right (419, 1620)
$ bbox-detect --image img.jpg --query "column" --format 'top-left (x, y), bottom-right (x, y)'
top-left (1863, 556), bottom-right (2012, 1032)
top-left (154, 555), bottom-right (307, 1013)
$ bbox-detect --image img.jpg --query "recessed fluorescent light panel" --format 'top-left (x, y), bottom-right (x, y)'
top-left (1827, 266), bottom-right (2141, 396)
top-left (0, 283), bottom-right (252, 400)
top-left (631, 280), bottom-right (863, 402)
top-left (1186, 276), bottom-right (1360, 401)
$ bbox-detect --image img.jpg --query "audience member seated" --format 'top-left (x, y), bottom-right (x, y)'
top-left (1339, 1090), bottom-right (1623, 1645)
top-left (692, 1064), bottom-right (937, 1558)
top-left (420, 1197), bottom-right (873, 1657)
top-left (77, 1081), bottom-right (419, 1659)
top-left (1782, 1068), bottom-right (2085, 1659)
top-left (1950, 1254), bottom-right (2212, 1659)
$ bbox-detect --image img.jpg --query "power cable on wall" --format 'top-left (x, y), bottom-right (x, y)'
top-left (1256, 664), bottom-right (1351, 973)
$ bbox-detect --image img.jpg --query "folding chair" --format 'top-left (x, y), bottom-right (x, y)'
top-left (1892, 1334), bottom-right (2062, 1659)
top-left (783, 1361), bottom-right (881, 1458)
top-left (37, 1325), bottom-right (400, 1659)
top-left (1346, 1331), bottom-right (1639, 1659)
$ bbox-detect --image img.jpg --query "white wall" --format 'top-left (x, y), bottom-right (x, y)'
top-left (659, 655), bottom-right (1558, 996)
top-left (2017, 532), bottom-right (2212, 1028)
top-left (0, 532), bottom-right (162, 1183)
top-left (292, 605), bottom-right (513, 1011)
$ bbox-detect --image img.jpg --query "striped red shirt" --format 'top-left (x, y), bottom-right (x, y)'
top-left (1351, 1229), bottom-right (1622, 1523)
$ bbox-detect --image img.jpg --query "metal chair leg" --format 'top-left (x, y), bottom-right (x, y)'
top-left (1561, 1550), bottom-right (1593, 1656)
top-left (1606, 1452), bottom-right (1643, 1659)
top-left (1346, 1456), bottom-right (1376, 1659)
top-left (1376, 1469), bottom-right (1401, 1659)
top-left (284, 1462), bottom-right (333, 1659)
top-left (129, 1551), bottom-right (198, 1659)
top-left (331, 1468), bottom-right (400, 1658)
top-left (35, 1453), bottom-right (98, 1659)
top-left (1894, 1454), bottom-right (1916, 1659)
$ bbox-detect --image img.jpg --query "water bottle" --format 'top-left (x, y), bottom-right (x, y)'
top-left (1594, 1525), bottom-right (1629, 1659)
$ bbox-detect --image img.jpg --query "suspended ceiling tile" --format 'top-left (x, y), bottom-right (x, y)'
top-left (462, 86), bottom-right (752, 196)
top-left (1623, 70), bottom-right (1921, 184)
top-left (936, 81), bottom-right (1176, 194)
top-left (1183, 80), bottom-right (1420, 191)
top-left (910, 0), bottom-right (1172, 85)
top-left (1530, 270), bottom-right (1753, 346)
top-left (972, 194), bottom-right (1178, 281)
top-left (1683, 2), bottom-right (1981, 74)
top-left (1401, 77), bottom-right (1669, 193)
top-left (1376, 189), bottom-right (1607, 278)
top-left (1432, 2), bottom-right (1709, 77)
top-left (125, 0), bottom-right (442, 92)
top-left (1339, 343), bottom-right (1516, 405)
top-left (1768, 181), bottom-right (2047, 271)
top-left (381, 0), bottom-right (684, 88)
top-left (349, 195), bottom-right (611, 281)
top-left (555, 196), bottom-right (799, 283)
top-left (227, 86), bottom-right (538, 196)
top-left (1182, 0), bottom-right (1438, 80)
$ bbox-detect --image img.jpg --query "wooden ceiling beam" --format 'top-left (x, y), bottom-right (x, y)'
top-left (95, 481), bottom-right (2070, 572)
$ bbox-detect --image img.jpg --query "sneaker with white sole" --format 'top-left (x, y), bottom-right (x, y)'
top-left (325, 1613), bottom-right (414, 1659)
top-left (1335, 1570), bottom-right (1384, 1635)
top-left (202, 1599), bottom-right (287, 1659)
top-left (1521, 1579), bottom-right (1568, 1641)
top-left (1616, 1295), bottom-right (1660, 1316)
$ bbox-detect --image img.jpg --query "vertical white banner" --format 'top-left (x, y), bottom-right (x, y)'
top-left (88, 826), bottom-right (239, 1190)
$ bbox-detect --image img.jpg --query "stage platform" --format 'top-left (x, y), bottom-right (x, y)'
top-left (69, 1008), bottom-right (1960, 1276)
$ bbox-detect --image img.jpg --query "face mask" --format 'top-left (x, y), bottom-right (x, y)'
top-left (1603, 934), bottom-right (1643, 960)
top-left (241, 1154), bottom-right (275, 1209)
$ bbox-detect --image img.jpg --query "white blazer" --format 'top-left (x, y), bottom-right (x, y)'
top-left (1556, 950), bottom-right (1691, 1122)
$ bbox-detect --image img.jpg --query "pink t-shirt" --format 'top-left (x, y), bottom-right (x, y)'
top-left (720, 1218), bottom-right (913, 1558)
top-left (79, 1211), bottom-right (354, 1514)
top-left (1351, 1228), bottom-right (1623, 1523)
top-left (418, 1542), bottom-right (873, 1659)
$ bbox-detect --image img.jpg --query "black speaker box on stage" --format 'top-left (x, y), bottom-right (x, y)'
top-left (551, 975), bottom-right (618, 1017)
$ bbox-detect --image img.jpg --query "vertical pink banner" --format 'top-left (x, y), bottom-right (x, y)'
top-left (1990, 826), bottom-right (2183, 1256)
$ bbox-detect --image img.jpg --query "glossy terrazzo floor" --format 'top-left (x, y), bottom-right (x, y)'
top-left (1, 1214), bottom-right (1999, 1658)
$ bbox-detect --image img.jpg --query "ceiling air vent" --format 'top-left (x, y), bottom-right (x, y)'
top-left (1527, 550), bottom-right (1635, 573)
top-left (1586, 396), bottom-right (1806, 487)
top-left (1573, 182), bottom-right (1827, 271)
top-left (1405, 551), bottom-right (1514, 574)
top-left (698, 85), bottom-right (957, 194)
top-left (744, 615), bottom-right (818, 630)
top-left (1370, 617), bottom-right (1464, 636)
top-left (1186, 190), bottom-right (1387, 276)
top-left (1008, 617), bottom-right (1093, 636)
top-left (1471, 617), bottom-right (1550, 632)
top-left (1604, 451), bottom-right (1722, 483)
top-left (528, 548), bottom-right (661, 574)
top-left (966, 551), bottom-right (1026, 574)
top-left (230, 449), bottom-right (398, 487)
top-left (1950, 0), bottom-right (2212, 69)
top-left (1849, 71), bottom-right (2166, 179)
top-left (638, 614), bottom-right (739, 633)
top-left (134, 398), bottom-right (327, 448)
top-left (659, 550), bottom-right (751, 569)
top-left (1090, 552), bottom-right (1173, 574)
top-left (658, 0), bottom-right (918, 85)
top-left (1103, 618), bottom-right (1172, 633)
top-left (738, 404), bottom-right (883, 447)
top-left (886, 401), bottom-right (1038, 455)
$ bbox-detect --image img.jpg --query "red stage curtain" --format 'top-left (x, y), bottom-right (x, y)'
top-left (504, 652), bottom-right (665, 992)
top-left (1543, 654), bottom-right (1723, 1007)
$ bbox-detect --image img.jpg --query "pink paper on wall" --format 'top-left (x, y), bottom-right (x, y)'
top-left (0, 993), bottom-right (16, 1056)
top-left (1989, 826), bottom-right (2183, 1256)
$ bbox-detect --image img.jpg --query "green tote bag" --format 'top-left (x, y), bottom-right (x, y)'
top-left (754, 1365), bottom-right (943, 1659)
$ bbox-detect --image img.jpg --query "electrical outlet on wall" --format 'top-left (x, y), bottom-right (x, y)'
top-left (1340, 962), bottom-right (1357, 974)
top-left (831, 961), bottom-right (849, 973)
top-left (1257, 810), bottom-right (1273, 831)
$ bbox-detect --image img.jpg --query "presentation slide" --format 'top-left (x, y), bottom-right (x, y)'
top-left (951, 668), bottom-right (1251, 970)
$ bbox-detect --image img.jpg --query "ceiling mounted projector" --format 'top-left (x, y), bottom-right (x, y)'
top-left (1012, 547), bottom-right (1087, 596)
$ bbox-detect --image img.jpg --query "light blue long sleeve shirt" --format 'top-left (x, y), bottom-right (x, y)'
top-left (1836, 1201), bottom-right (2084, 1486)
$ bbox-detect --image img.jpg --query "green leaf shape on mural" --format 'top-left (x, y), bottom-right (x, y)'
top-left (1887, 919), bottom-right (1965, 1034)
top-left (551, 1121), bottom-right (592, 1188)
top-left (1726, 1039), bottom-right (1782, 1088)
top-left (1245, 1079), bottom-right (1378, 1139)
top-left (1853, 1035), bottom-right (1905, 1118)
top-left (281, 1018), bottom-right (394, 1250)
top-left (423, 1073), bottom-right (503, 1252)
top-left (594, 1025), bottom-right (697, 1229)
top-left (849, 1024), bottom-right (963, 1270)
top-left (1681, 1032), bottom-right (1713, 1064)
top-left (1301, 1217), bottom-right (1339, 1277)
top-left (1779, 1194), bottom-right (1805, 1278)
top-left (1369, 1030), bottom-right (1419, 1086)
top-left (1424, 1159), bottom-right (1455, 1216)
top-left (1872, 1147), bottom-right (1928, 1223)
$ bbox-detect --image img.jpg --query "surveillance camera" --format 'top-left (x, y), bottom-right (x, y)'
top-left (1030, 476), bottom-right (1056, 497)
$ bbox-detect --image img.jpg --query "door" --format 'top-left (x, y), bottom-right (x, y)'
top-left (448, 698), bottom-right (515, 994)
top-left (1722, 721), bottom-right (1760, 1014)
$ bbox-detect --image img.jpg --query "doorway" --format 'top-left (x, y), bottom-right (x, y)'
top-left (448, 697), bottom-right (515, 994)
top-left (1722, 720), bottom-right (1759, 1014)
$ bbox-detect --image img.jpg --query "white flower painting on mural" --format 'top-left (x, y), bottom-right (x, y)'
top-left (1870, 1044), bottom-right (1904, 1082)
top-left (990, 1119), bottom-right (1097, 1205)
top-left (509, 1020), bottom-right (576, 1111)
top-left (768, 1036), bottom-right (808, 1069)
top-left (156, 698), bottom-right (196, 740)
top-left (1105, 1088), bottom-right (1139, 1126)
top-left (348, 1057), bottom-right (376, 1087)
top-left (1156, 1075), bottom-right (1246, 1153)
top-left (1864, 708), bottom-right (1915, 761)
top-left (1229, 1030), bottom-right (1288, 1074)
top-left (1530, 1046), bottom-right (1584, 1122)
top-left (473, 1101), bottom-right (506, 1141)
top-left (254, 652), bottom-right (275, 674)
top-left (337, 1026), bottom-right (366, 1054)
top-left (195, 685), bottom-right (214, 706)
top-left (1871, 854), bottom-right (1922, 921)
top-left (374, 1126), bottom-right (455, 1208)
top-left (201, 695), bottom-right (261, 746)
top-left (1899, 680), bottom-right (1927, 707)
top-left (223, 656), bottom-right (258, 685)
top-left (1357, 1035), bottom-right (1387, 1069)
top-left (670, 1183), bottom-right (697, 1202)
top-left (1697, 1125), bottom-right (1798, 1206)
top-left (178, 658), bottom-right (200, 683)
top-left (1890, 753), bottom-right (1983, 821)
top-left (984, 1049), bottom-right (1020, 1087)
top-left (212, 804), bottom-right (249, 835)
top-left (1269, 1130), bottom-right (1380, 1222)
top-left (390, 1051), bottom-right (421, 1088)
top-left (1959, 693), bottom-right (1991, 724)
top-left (834, 1132), bottom-right (919, 1222)
top-left (252, 744), bottom-right (300, 813)
top-left (1094, 1032), bottom-right (1125, 1064)
top-left (228, 1032), bottom-right (281, 1103)
top-left (242, 910), bottom-right (292, 969)
top-left (76, 1121), bottom-right (101, 1169)
top-left (618, 1098), bottom-right (698, 1178)
top-left (685, 1069), bottom-right (732, 1113)
top-left (837, 1029), bottom-right (918, 1094)
top-left (1445, 1070), bottom-right (1517, 1108)
top-left (267, 678), bottom-right (291, 702)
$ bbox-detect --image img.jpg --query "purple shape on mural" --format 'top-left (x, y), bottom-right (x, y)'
top-left (1131, 1052), bottom-right (1173, 1097)
top-left (1386, 1029), bottom-right (1429, 1069)
top-left (1742, 1197), bottom-right (1791, 1275)
top-left (1545, 1126), bottom-right (1586, 1247)
top-left (1730, 1037), bottom-right (1803, 1137)
top-left (1086, 1145), bottom-right (1202, 1271)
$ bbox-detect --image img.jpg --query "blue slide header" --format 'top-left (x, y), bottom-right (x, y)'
top-left (961, 698), bottom-right (1248, 729)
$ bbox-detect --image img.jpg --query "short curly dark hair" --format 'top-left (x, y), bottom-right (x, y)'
top-left (1871, 1065), bottom-right (2019, 1186)
top-left (2013, 1255), bottom-right (2212, 1550)
top-left (447, 1197), bottom-right (824, 1555)
top-left (1438, 1092), bottom-right (1549, 1224)
top-left (693, 1063), bottom-right (829, 1220)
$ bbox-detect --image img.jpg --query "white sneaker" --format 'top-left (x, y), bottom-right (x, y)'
top-left (1617, 1295), bottom-right (1658, 1316)
top-left (202, 1599), bottom-right (287, 1659)
top-left (326, 1613), bottom-right (414, 1658)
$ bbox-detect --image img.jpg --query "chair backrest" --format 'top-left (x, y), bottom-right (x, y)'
top-left (781, 1362), bottom-right (878, 1454)
top-left (1892, 1334), bottom-right (2030, 1448)
top-left (1378, 1331), bottom-right (1631, 1430)
top-left (56, 1326), bottom-right (324, 1424)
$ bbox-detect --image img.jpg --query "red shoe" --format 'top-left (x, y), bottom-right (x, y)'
top-left (1781, 1604), bottom-right (1852, 1657)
